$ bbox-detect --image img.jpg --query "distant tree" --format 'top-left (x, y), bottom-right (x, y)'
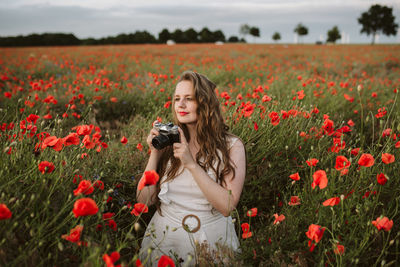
top-left (228, 36), bottom-right (239, 43)
top-left (239, 24), bottom-right (251, 41)
top-left (183, 28), bottom-right (198, 43)
top-left (171, 29), bottom-right (185, 43)
top-left (249, 27), bottom-right (260, 43)
top-left (358, 4), bottom-right (398, 44)
top-left (158, 28), bottom-right (171, 43)
top-left (199, 27), bottom-right (213, 43)
top-left (213, 30), bottom-right (226, 42)
top-left (272, 32), bottom-right (281, 42)
top-left (326, 26), bottom-right (341, 43)
top-left (294, 23), bottom-right (308, 43)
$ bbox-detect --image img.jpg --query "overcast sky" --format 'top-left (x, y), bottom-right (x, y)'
top-left (0, 0), bottom-right (399, 43)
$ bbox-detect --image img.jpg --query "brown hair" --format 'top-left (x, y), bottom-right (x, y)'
top-left (154, 71), bottom-right (237, 213)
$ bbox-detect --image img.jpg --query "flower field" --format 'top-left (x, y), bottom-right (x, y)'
top-left (0, 43), bottom-right (399, 266)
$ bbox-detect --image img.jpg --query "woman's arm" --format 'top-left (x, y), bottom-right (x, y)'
top-left (135, 124), bottom-right (163, 206)
top-left (173, 129), bottom-right (246, 217)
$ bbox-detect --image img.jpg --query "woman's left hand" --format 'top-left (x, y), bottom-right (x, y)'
top-left (173, 128), bottom-right (196, 170)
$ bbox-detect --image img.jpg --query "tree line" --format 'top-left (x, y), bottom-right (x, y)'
top-left (0, 27), bottom-right (245, 47)
top-left (0, 4), bottom-right (397, 47)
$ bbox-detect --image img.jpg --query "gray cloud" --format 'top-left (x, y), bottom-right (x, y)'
top-left (0, 2), bottom-right (399, 43)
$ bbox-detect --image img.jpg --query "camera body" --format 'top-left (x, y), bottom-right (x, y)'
top-left (152, 122), bottom-right (180, 150)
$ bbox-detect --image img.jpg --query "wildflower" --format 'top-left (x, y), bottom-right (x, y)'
top-left (306, 224), bottom-right (325, 243)
top-left (241, 223), bottom-right (253, 239)
top-left (158, 255), bottom-right (175, 267)
top-left (131, 203), bottom-right (149, 216)
top-left (358, 153), bottom-right (374, 167)
top-left (38, 161), bottom-right (55, 174)
top-left (334, 243), bottom-right (345, 255)
top-left (110, 97), bottom-right (118, 103)
top-left (73, 180), bottom-right (94, 196)
top-left (376, 173), bottom-right (388, 185)
top-left (61, 225), bottom-right (84, 245)
top-left (0, 204), bottom-right (12, 220)
top-left (288, 196), bottom-right (300, 206)
top-left (72, 198), bottom-right (98, 218)
top-left (63, 133), bottom-right (80, 146)
top-left (312, 170), bottom-right (328, 189)
top-left (322, 197), bottom-right (340, 206)
top-left (137, 143), bottom-right (143, 151)
top-left (289, 172), bottom-right (300, 181)
top-left (306, 158), bottom-right (318, 167)
top-left (120, 136), bottom-right (128, 144)
top-left (381, 153), bottom-right (395, 164)
top-left (372, 216), bottom-right (393, 231)
top-left (351, 147), bottom-right (360, 156)
top-left (247, 208), bottom-right (258, 217)
top-left (164, 101), bottom-right (171, 108)
top-left (273, 214), bottom-right (285, 225)
top-left (103, 251), bottom-right (120, 267)
top-left (335, 156), bottom-right (350, 170)
top-left (138, 170), bottom-right (160, 190)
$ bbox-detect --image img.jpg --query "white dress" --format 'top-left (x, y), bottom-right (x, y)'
top-left (139, 137), bottom-right (240, 266)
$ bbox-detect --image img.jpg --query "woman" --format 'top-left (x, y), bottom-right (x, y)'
top-left (137, 71), bottom-right (246, 266)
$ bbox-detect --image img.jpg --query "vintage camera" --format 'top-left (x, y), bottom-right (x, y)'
top-left (152, 122), bottom-right (180, 150)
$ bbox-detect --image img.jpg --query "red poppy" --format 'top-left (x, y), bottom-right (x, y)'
top-left (73, 180), bottom-right (94, 196)
top-left (0, 204), bottom-right (12, 220)
top-left (289, 172), bottom-right (300, 181)
top-left (93, 180), bottom-right (104, 190)
top-left (335, 156), bottom-right (350, 170)
top-left (26, 114), bottom-right (40, 124)
top-left (312, 170), bottom-right (328, 189)
top-left (72, 198), bottom-right (98, 218)
top-left (61, 225), bottom-right (83, 244)
top-left (347, 119), bottom-right (355, 126)
top-left (322, 197), bottom-right (340, 206)
top-left (273, 213), bottom-right (285, 225)
top-left (137, 143), bottom-right (143, 151)
top-left (241, 223), bottom-right (253, 239)
top-left (288, 196), bottom-right (301, 206)
top-left (306, 224), bottom-right (325, 243)
top-left (138, 170), bottom-right (160, 190)
top-left (110, 97), bottom-right (118, 103)
top-left (131, 203), bottom-right (149, 216)
top-left (103, 251), bottom-right (120, 267)
top-left (262, 94), bottom-right (271, 102)
top-left (107, 219), bottom-right (117, 231)
top-left (372, 216), bottom-right (393, 231)
top-left (351, 147), bottom-right (360, 156)
top-left (63, 133), bottom-right (80, 146)
top-left (358, 153), bottom-right (375, 167)
top-left (381, 153), bottom-right (395, 164)
top-left (158, 255), bottom-right (175, 267)
top-left (395, 141), bottom-right (400, 149)
top-left (103, 212), bottom-right (115, 220)
top-left (38, 161), bottom-right (55, 174)
top-left (82, 135), bottom-right (96, 149)
top-left (306, 158), bottom-right (318, 167)
top-left (73, 125), bottom-right (93, 136)
top-left (121, 136), bottom-right (128, 144)
top-left (136, 259), bottom-right (144, 267)
top-left (334, 243), bottom-right (345, 255)
top-left (376, 173), bottom-right (388, 185)
top-left (164, 101), bottom-right (171, 109)
top-left (253, 122), bottom-right (258, 131)
top-left (246, 208), bottom-right (258, 217)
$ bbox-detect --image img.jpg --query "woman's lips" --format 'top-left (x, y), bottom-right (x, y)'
top-left (179, 112), bottom-right (188, 116)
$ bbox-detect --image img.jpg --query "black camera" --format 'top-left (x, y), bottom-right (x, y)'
top-left (152, 122), bottom-right (180, 150)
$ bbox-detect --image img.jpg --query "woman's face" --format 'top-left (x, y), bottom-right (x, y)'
top-left (174, 80), bottom-right (198, 125)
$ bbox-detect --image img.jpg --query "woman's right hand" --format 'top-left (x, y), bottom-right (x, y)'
top-left (146, 121), bottom-right (161, 154)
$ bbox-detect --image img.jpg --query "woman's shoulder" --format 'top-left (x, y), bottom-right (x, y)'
top-left (226, 134), bottom-right (244, 150)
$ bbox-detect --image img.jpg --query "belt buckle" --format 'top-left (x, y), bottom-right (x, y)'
top-left (182, 214), bottom-right (201, 233)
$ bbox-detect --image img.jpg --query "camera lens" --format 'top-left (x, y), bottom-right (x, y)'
top-left (152, 135), bottom-right (170, 150)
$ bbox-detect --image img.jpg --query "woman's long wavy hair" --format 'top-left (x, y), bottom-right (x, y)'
top-left (153, 71), bottom-right (237, 213)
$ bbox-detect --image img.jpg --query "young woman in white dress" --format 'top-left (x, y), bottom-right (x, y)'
top-left (136, 71), bottom-right (246, 266)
